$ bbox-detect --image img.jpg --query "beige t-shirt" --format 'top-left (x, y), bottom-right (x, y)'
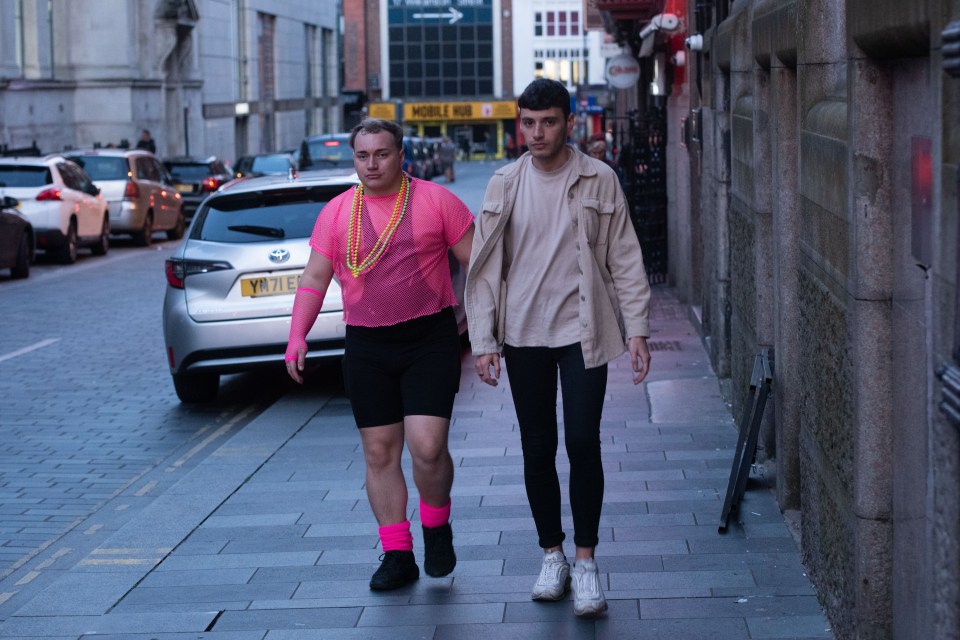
top-left (503, 149), bottom-right (581, 347)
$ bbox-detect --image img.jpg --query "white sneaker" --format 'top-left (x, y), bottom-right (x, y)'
top-left (531, 550), bottom-right (571, 601)
top-left (571, 558), bottom-right (608, 617)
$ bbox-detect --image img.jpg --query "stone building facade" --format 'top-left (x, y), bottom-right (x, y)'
top-left (645, 0), bottom-right (960, 637)
top-left (0, 0), bottom-right (340, 162)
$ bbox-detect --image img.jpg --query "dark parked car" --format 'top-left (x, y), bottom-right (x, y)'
top-left (234, 152), bottom-right (297, 178)
top-left (402, 136), bottom-right (433, 179)
top-left (296, 133), bottom-right (354, 170)
top-left (0, 195), bottom-right (33, 278)
top-left (163, 156), bottom-right (234, 218)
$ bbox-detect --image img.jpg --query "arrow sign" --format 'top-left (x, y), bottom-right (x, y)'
top-left (412, 7), bottom-right (464, 24)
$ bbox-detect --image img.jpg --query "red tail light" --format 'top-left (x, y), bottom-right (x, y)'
top-left (36, 188), bottom-right (62, 201)
top-left (123, 181), bottom-right (140, 200)
top-left (200, 177), bottom-right (222, 192)
top-left (165, 260), bottom-right (184, 289)
top-left (165, 257), bottom-right (232, 289)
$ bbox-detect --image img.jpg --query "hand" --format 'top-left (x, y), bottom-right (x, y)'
top-left (475, 353), bottom-right (501, 387)
top-left (285, 340), bottom-right (307, 384)
top-left (628, 336), bottom-right (651, 384)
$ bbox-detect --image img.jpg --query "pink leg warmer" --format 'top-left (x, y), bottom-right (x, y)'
top-left (379, 520), bottom-right (413, 552)
top-left (420, 499), bottom-right (451, 529)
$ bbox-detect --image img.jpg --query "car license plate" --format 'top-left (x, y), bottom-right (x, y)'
top-left (241, 274), bottom-right (301, 297)
top-left (174, 184), bottom-right (193, 193)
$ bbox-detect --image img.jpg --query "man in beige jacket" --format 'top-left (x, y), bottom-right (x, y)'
top-left (465, 79), bottom-right (652, 618)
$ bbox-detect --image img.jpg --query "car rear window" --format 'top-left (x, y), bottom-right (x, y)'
top-left (0, 165), bottom-right (52, 187)
top-left (192, 184), bottom-right (354, 243)
top-left (165, 164), bottom-right (213, 182)
top-left (305, 135), bottom-right (353, 167)
top-left (252, 155), bottom-right (291, 173)
top-left (67, 156), bottom-right (128, 180)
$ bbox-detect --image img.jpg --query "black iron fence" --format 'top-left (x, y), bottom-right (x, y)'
top-left (609, 107), bottom-right (668, 284)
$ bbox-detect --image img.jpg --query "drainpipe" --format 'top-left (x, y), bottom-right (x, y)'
top-left (938, 21), bottom-right (960, 427)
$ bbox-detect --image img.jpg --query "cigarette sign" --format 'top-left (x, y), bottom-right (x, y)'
top-left (605, 54), bottom-right (641, 89)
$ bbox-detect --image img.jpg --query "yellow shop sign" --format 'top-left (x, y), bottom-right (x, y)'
top-left (402, 101), bottom-right (517, 122)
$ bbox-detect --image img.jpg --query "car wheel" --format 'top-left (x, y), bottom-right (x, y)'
top-left (57, 220), bottom-right (78, 264)
top-left (134, 212), bottom-right (153, 247)
top-left (172, 372), bottom-right (220, 403)
top-left (11, 233), bottom-right (30, 279)
top-left (91, 216), bottom-right (109, 256)
top-left (166, 210), bottom-right (186, 240)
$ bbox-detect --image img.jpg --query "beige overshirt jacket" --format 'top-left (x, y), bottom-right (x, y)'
top-left (465, 148), bottom-right (651, 368)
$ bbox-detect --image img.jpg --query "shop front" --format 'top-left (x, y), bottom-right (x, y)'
top-left (368, 100), bottom-right (518, 160)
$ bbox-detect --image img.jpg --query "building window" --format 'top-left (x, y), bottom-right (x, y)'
top-left (534, 49), bottom-right (583, 89)
top-left (537, 11), bottom-right (581, 39)
top-left (387, 11), bottom-right (494, 99)
top-left (14, 0), bottom-right (54, 79)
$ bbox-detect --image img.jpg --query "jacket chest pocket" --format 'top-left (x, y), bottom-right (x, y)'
top-left (478, 200), bottom-right (503, 241)
top-left (579, 197), bottom-right (615, 246)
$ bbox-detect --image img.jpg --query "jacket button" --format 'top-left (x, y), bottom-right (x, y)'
top-left (580, 295), bottom-right (586, 301)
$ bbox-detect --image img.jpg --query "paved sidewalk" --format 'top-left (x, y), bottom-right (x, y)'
top-left (0, 286), bottom-right (833, 639)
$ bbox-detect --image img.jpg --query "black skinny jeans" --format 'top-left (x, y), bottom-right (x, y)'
top-left (503, 343), bottom-right (608, 549)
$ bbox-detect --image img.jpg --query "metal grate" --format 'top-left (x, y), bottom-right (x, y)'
top-left (648, 340), bottom-right (682, 351)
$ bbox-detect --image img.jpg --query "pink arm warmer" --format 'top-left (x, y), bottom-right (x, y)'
top-left (285, 287), bottom-right (326, 362)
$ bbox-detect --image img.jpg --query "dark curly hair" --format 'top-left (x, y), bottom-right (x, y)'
top-left (517, 79), bottom-right (571, 119)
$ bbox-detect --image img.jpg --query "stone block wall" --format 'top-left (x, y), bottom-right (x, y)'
top-left (678, 0), bottom-right (960, 636)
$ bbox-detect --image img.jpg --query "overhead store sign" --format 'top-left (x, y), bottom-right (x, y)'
top-left (403, 100), bottom-right (517, 122)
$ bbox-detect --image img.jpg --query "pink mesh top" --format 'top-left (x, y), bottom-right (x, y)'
top-left (310, 177), bottom-right (474, 327)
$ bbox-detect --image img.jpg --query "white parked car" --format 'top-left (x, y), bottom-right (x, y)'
top-left (65, 149), bottom-right (185, 246)
top-left (0, 156), bottom-right (109, 263)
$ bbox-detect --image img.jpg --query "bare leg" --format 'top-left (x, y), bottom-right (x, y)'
top-left (404, 414), bottom-right (454, 506)
top-left (359, 422), bottom-right (408, 525)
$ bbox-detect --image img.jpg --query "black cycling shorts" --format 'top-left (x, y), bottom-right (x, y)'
top-left (342, 307), bottom-right (462, 428)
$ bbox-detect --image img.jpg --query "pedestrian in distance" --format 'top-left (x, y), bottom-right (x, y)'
top-left (465, 78), bottom-right (652, 618)
top-left (135, 128), bottom-right (156, 154)
top-left (586, 133), bottom-right (614, 167)
top-left (439, 136), bottom-right (457, 183)
top-left (285, 118), bottom-right (475, 591)
top-left (504, 131), bottom-right (516, 159)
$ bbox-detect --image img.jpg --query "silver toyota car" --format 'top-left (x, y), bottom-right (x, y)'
top-left (162, 170), bottom-right (358, 403)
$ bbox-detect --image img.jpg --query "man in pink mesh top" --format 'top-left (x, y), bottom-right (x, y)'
top-left (285, 118), bottom-right (475, 591)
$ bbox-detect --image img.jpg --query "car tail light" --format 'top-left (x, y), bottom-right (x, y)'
top-left (123, 181), bottom-right (140, 200)
top-left (36, 188), bottom-right (62, 201)
top-left (165, 257), bottom-right (232, 289)
top-left (200, 176), bottom-right (222, 192)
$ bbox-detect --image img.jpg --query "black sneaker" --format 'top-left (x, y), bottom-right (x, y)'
top-left (423, 523), bottom-right (456, 577)
top-left (369, 550), bottom-right (419, 590)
